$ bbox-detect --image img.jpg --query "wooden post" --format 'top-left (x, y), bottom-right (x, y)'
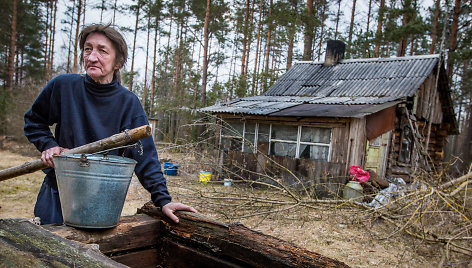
top-left (0, 125), bottom-right (151, 181)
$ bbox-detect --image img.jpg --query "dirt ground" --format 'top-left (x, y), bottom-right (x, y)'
top-left (0, 146), bottom-right (470, 267)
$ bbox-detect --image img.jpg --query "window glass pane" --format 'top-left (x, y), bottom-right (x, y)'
top-left (243, 123), bottom-right (256, 153)
top-left (299, 144), bottom-right (329, 160)
top-left (221, 122), bottom-right (243, 151)
top-left (301, 127), bottom-right (331, 143)
top-left (221, 137), bottom-right (242, 151)
top-left (399, 126), bottom-right (412, 163)
top-left (223, 122), bottom-right (244, 136)
top-left (258, 124), bottom-right (270, 142)
top-left (271, 142), bottom-right (296, 157)
top-left (271, 125), bottom-right (298, 141)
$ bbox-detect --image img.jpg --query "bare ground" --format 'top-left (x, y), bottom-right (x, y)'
top-left (0, 147), bottom-right (470, 267)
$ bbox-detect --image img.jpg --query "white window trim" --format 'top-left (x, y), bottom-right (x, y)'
top-left (221, 122), bottom-right (332, 162)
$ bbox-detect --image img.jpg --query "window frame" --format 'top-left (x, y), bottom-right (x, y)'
top-left (221, 121), bottom-right (332, 161)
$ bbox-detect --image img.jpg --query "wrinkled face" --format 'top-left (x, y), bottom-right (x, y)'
top-left (83, 33), bottom-right (118, 84)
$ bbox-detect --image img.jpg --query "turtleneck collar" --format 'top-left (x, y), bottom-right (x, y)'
top-left (84, 73), bottom-right (121, 97)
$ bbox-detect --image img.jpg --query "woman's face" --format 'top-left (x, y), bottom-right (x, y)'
top-left (83, 33), bottom-right (118, 84)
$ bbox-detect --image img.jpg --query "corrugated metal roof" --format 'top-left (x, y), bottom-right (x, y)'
top-left (265, 54), bottom-right (439, 97)
top-left (270, 101), bottom-right (400, 118)
top-left (200, 99), bottom-right (300, 115)
top-left (201, 54), bottom-right (440, 118)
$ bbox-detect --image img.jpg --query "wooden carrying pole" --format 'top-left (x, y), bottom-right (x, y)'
top-left (0, 125), bottom-right (151, 182)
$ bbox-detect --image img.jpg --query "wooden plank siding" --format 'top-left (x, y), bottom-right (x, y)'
top-left (387, 70), bottom-right (450, 180)
top-left (414, 73), bottom-right (443, 124)
top-left (222, 150), bottom-right (346, 198)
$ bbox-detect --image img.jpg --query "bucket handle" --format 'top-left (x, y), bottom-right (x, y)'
top-left (86, 141), bottom-right (143, 158)
top-left (78, 141), bottom-right (143, 167)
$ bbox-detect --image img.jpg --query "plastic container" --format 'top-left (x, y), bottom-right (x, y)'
top-left (53, 154), bottom-right (136, 228)
top-left (163, 162), bottom-right (179, 176)
top-left (199, 171), bottom-right (211, 183)
top-left (224, 178), bottom-right (232, 186)
top-left (343, 181), bottom-right (364, 201)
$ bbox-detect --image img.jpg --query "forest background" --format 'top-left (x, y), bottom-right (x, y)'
top-left (0, 0), bottom-right (471, 172)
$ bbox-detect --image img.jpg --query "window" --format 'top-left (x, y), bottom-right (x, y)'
top-left (399, 126), bottom-right (413, 163)
top-left (220, 121), bottom-right (332, 161)
top-left (221, 122), bottom-right (243, 151)
top-left (270, 125), bottom-right (298, 157)
top-left (298, 127), bottom-right (331, 160)
top-left (242, 123), bottom-right (256, 153)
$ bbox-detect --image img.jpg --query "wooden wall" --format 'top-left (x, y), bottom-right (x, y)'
top-left (413, 73), bottom-right (443, 124)
top-left (222, 150), bottom-right (346, 198)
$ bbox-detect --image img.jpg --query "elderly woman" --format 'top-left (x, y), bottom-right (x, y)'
top-left (24, 24), bottom-right (196, 225)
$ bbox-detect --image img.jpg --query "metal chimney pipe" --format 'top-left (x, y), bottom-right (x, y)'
top-left (324, 40), bottom-right (345, 66)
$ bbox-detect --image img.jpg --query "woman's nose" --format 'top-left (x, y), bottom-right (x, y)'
top-left (87, 50), bottom-right (99, 61)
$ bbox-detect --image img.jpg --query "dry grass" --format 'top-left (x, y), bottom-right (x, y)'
top-left (1, 147), bottom-right (471, 267)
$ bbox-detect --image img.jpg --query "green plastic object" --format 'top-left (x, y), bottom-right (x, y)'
top-left (343, 181), bottom-right (364, 201)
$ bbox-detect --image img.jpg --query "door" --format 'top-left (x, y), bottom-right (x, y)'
top-left (365, 131), bottom-right (391, 177)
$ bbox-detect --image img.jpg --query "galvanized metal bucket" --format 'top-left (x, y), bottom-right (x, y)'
top-left (53, 154), bottom-right (137, 228)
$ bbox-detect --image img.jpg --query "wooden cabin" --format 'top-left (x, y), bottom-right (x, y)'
top-left (201, 41), bottom-right (457, 197)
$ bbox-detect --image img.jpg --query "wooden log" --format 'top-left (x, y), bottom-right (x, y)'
top-left (0, 218), bottom-right (126, 267)
top-left (44, 214), bottom-right (160, 254)
top-left (46, 205), bottom-right (349, 267)
top-left (0, 125), bottom-right (151, 182)
top-left (138, 202), bottom-right (350, 268)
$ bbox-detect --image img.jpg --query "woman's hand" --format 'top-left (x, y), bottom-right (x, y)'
top-left (41, 146), bottom-right (69, 168)
top-left (162, 202), bottom-right (198, 223)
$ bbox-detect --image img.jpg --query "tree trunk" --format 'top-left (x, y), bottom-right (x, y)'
top-left (100, 0), bottom-right (105, 23)
top-left (366, 0), bottom-right (372, 34)
top-left (112, 0), bottom-right (118, 25)
top-left (44, 0), bottom-right (51, 77)
top-left (200, 0), bottom-right (211, 108)
top-left (252, 0), bottom-right (264, 93)
top-left (264, 0), bottom-right (273, 73)
top-left (374, 0), bottom-right (385, 57)
top-left (446, 0), bottom-right (461, 83)
top-left (150, 16), bottom-right (159, 117)
top-left (429, 0), bottom-right (441, 54)
top-left (346, 0), bottom-right (357, 58)
top-left (317, 1), bottom-right (327, 61)
top-left (335, 0), bottom-right (342, 40)
top-left (82, 0), bottom-right (86, 25)
top-left (198, 0), bottom-right (211, 138)
top-left (286, 1), bottom-right (297, 70)
top-left (129, 3), bottom-right (140, 91)
top-left (72, 0), bottom-right (82, 73)
top-left (7, 0), bottom-right (17, 95)
top-left (142, 13), bottom-right (151, 108)
top-left (409, 0), bottom-right (417, 56)
top-left (397, 0), bottom-right (410, 57)
top-left (48, 0), bottom-right (58, 79)
top-left (303, 0), bottom-right (314, 60)
top-left (247, 0), bottom-right (257, 76)
top-left (67, 0), bottom-right (76, 73)
top-left (240, 0), bottom-right (250, 76)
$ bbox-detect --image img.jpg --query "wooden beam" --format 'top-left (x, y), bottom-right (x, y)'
top-left (0, 219), bottom-right (126, 267)
top-left (44, 214), bottom-right (160, 254)
top-left (0, 125), bottom-right (151, 181)
top-left (138, 202), bottom-right (350, 268)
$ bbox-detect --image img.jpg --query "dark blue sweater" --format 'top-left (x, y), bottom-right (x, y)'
top-left (24, 73), bottom-right (171, 209)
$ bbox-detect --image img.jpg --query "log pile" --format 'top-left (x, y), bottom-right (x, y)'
top-left (45, 202), bottom-right (349, 268)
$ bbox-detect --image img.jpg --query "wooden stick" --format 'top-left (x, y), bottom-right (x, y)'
top-left (0, 125), bottom-right (151, 182)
